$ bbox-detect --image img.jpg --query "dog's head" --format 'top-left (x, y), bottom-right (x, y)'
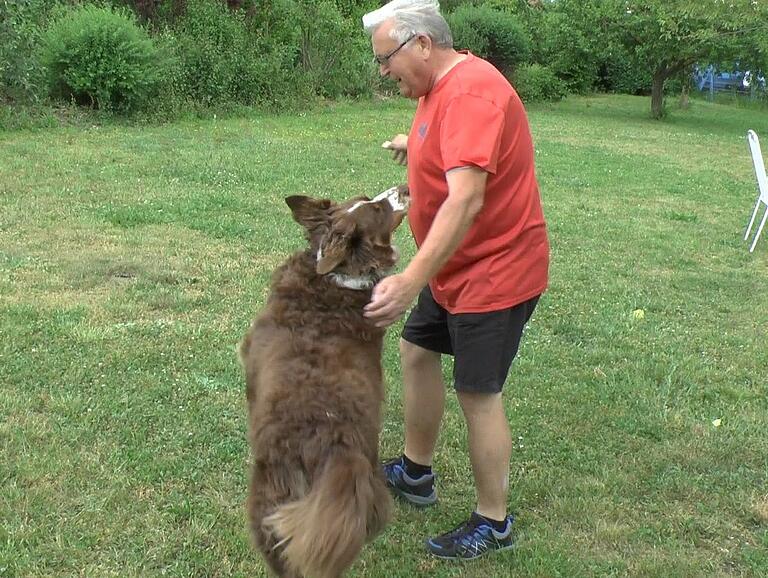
top-left (285, 185), bottom-right (410, 279)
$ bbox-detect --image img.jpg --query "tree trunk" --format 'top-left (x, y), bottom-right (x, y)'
top-left (651, 60), bottom-right (696, 119)
top-left (651, 70), bottom-right (667, 119)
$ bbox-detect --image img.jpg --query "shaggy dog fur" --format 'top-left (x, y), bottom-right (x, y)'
top-left (240, 189), bottom-right (408, 578)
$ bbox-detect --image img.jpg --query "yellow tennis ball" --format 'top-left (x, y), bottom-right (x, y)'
top-left (632, 308), bottom-right (645, 320)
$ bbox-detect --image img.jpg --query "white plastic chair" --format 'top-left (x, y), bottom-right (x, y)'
top-left (745, 130), bottom-right (768, 252)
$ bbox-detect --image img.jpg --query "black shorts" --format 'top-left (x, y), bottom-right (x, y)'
top-left (401, 287), bottom-right (539, 394)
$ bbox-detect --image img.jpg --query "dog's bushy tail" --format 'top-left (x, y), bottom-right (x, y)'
top-left (263, 450), bottom-right (391, 578)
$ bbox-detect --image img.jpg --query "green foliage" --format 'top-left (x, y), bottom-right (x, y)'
top-left (291, 0), bottom-right (378, 99)
top-left (332, 0), bottom-right (379, 18)
top-left (601, 0), bottom-right (768, 117)
top-left (165, 0), bottom-right (374, 110)
top-left (513, 63), bottom-right (566, 102)
top-left (597, 47), bottom-right (653, 95)
top-left (448, 4), bottom-right (531, 74)
top-left (41, 4), bottom-right (162, 113)
top-left (442, 0), bottom-right (523, 12)
top-left (532, 7), bottom-right (604, 94)
top-left (167, 0), bottom-right (305, 107)
top-left (4, 0), bottom-right (768, 116)
top-left (0, 0), bottom-right (54, 103)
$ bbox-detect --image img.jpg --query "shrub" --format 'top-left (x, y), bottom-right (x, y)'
top-left (171, 0), bottom-right (256, 106)
top-left (246, 0), bottom-right (377, 101)
top-left (448, 5), bottom-right (531, 74)
top-left (513, 63), bottom-right (566, 103)
top-left (291, 0), bottom-right (377, 99)
top-left (533, 10), bottom-right (601, 94)
top-left (442, 0), bottom-right (516, 12)
top-left (0, 0), bottom-right (52, 104)
top-left (597, 49), bottom-right (653, 95)
top-left (41, 4), bottom-right (162, 113)
top-left (168, 0), bottom-right (319, 109)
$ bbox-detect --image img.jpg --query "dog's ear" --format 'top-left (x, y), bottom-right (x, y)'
top-left (316, 217), bottom-right (356, 275)
top-left (285, 196), bottom-right (334, 249)
top-left (285, 196), bottom-right (332, 231)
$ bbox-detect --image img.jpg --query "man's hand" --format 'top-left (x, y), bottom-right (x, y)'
top-left (364, 273), bottom-right (420, 327)
top-left (382, 133), bottom-right (408, 166)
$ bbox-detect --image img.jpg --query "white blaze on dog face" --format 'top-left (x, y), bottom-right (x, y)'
top-left (347, 186), bottom-right (409, 214)
top-left (283, 188), bottom-right (410, 279)
top-left (315, 187), bottom-right (410, 278)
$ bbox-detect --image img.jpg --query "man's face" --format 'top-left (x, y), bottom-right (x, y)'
top-left (371, 21), bottom-right (429, 99)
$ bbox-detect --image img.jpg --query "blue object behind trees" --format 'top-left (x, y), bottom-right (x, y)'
top-left (694, 64), bottom-right (766, 96)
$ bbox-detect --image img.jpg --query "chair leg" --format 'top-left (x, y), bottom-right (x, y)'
top-left (749, 205), bottom-right (768, 252)
top-left (745, 199), bottom-right (761, 240)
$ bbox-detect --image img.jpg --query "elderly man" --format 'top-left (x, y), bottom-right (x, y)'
top-left (362, 0), bottom-right (549, 560)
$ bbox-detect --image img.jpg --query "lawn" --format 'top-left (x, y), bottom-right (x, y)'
top-left (1, 94), bottom-right (767, 577)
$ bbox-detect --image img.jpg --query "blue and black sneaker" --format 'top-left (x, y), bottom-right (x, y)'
top-left (426, 512), bottom-right (515, 560)
top-left (382, 456), bottom-right (437, 507)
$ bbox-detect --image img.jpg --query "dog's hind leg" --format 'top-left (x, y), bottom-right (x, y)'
top-left (262, 546), bottom-right (303, 578)
top-left (248, 463), bottom-right (310, 578)
top-left (249, 508), bottom-right (303, 578)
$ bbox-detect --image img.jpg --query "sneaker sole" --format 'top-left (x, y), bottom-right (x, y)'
top-left (426, 541), bottom-right (516, 560)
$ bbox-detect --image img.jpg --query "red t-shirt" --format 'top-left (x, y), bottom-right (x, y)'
top-left (407, 52), bottom-right (549, 313)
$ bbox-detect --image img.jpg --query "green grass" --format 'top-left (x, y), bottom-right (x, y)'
top-left (1, 94), bottom-right (767, 577)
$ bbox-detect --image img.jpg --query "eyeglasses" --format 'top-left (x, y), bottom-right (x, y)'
top-left (374, 34), bottom-right (416, 66)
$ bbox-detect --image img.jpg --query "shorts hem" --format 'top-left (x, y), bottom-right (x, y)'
top-left (453, 380), bottom-right (504, 394)
top-left (400, 332), bottom-right (452, 355)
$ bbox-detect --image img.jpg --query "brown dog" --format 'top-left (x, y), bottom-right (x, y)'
top-left (240, 187), bottom-right (409, 578)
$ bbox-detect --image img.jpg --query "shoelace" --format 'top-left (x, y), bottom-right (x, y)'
top-left (457, 525), bottom-right (498, 556)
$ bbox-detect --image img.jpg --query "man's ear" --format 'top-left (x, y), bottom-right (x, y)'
top-left (316, 218), bottom-right (356, 275)
top-left (285, 196), bottom-right (332, 230)
top-left (415, 34), bottom-right (432, 60)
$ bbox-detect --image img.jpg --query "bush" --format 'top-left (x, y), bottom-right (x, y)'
top-left (247, 0), bottom-right (377, 101)
top-left (291, 0), bottom-right (377, 99)
top-left (597, 49), bottom-right (653, 95)
top-left (0, 0), bottom-right (52, 104)
top-left (533, 10), bottom-right (601, 94)
top-left (448, 5), bottom-right (531, 74)
top-left (172, 0), bottom-right (261, 106)
top-left (168, 0), bottom-right (324, 110)
top-left (513, 63), bottom-right (566, 103)
top-left (41, 4), bottom-right (162, 113)
top-left (442, 0), bottom-right (517, 12)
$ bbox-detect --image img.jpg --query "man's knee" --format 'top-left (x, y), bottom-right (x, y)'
top-left (400, 338), bottom-right (441, 368)
top-left (456, 391), bottom-right (503, 419)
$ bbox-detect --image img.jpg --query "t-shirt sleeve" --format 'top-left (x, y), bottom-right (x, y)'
top-left (439, 94), bottom-right (505, 174)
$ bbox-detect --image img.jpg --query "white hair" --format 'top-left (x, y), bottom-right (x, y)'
top-left (362, 0), bottom-right (453, 49)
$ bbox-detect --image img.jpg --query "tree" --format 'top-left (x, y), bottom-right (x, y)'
top-left (532, 0), bottom-right (617, 93)
top-left (528, 0), bottom-right (653, 95)
top-left (613, 0), bottom-right (768, 118)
